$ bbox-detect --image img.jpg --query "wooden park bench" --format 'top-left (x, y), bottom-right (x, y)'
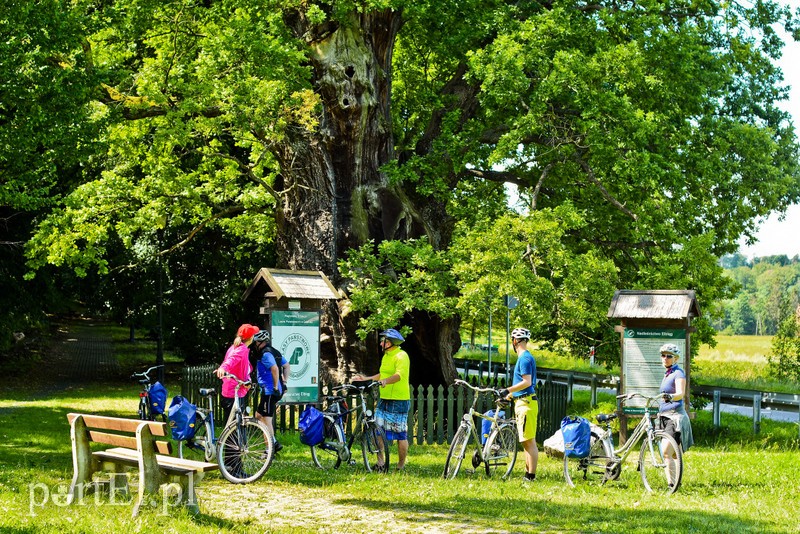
top-left (67, 413), bottom-right (218, 516)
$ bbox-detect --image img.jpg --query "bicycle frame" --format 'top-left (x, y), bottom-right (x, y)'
top-left (599, 394), bottom-right (661, 465)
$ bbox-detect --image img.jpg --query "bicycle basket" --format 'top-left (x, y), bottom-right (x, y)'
top-left (149, 382), bottom-right (168, 415)
top-left (561, 416), bottom-right (591, 458)
top-left (299, 406), bottom-right (325, 446)
top-left (168, 396), bottom-right (198, 441)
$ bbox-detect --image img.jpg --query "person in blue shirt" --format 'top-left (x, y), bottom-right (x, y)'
top-left (253, 330), bottom-right (287, 452)
top-left (497, 328), bottom-right (538, 483)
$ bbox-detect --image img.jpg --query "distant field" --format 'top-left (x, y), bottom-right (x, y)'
top-left (697, 335), bottom-right (772, 363)
top-left (694, 335), bottom-right (788, 391)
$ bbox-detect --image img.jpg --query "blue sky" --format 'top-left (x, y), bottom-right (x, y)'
top-left (737, 3), bottom-right (800, 259)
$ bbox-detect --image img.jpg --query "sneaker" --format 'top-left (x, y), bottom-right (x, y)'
top-left (274, 441), bottom-right (284, 453)
top-left (522, 473), bottom-right (536, 483)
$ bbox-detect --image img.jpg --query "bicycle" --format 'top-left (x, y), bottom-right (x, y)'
top-left (309, 381), bottom-right (390, 473)
top-left (181, 373), bottom-right (273, 484)
top-left (563, 392), bottom-right (683, 494)
top-left (130, 365), bottom-right (165, 421)
top-left (442, 379), bottom-right (518, 480)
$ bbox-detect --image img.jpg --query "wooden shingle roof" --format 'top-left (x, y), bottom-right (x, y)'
top-left (242, 268), bottom-right (340, 301)
top-left (607, 290), bottom-right (700, 320)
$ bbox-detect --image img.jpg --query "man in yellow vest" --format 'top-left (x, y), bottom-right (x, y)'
top-left (354, 328), bottom-right (410, 471)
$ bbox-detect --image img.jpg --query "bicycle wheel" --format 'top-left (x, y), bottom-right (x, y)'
top-left (564, 432), bottom-right (613, 488)
top-left (217, 418), bottom-right (273, 484)
top-left (179, 421), bottom-right (213, 462)
top-left (138, 397), bottom-right (149, 420)
top-left (360, 423), bottom-right (390, 473)
top-left (639, 431), bottom-right (682, 494)
top-left (484, 423), bottom-right (518, 479)
top-left (443, 425), bottom-right (471, 479)
top-left (311, 416), bottom-right (345, 469)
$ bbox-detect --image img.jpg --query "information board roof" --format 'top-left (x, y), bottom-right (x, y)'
top-left (242, 268), bottom-right (340, 302)
top-left (607, 290), bottom-right (700, 320)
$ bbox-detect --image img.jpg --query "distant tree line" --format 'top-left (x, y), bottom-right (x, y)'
top-left (715, 254), bottom-right (800, 335)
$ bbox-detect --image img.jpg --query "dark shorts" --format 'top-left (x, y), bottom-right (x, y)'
top-left (257, 392), bottom-right (280, 417)
top-left (660, 415), bottom-right (682, 445)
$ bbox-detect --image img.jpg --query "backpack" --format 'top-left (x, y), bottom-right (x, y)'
top-left (149, 382), bottom-right (168, 415)
top-left (298, 406), bottom-right (325, 446)
top-left (256, 350), bottom-right (280, 393)
top-left (561, 416), bottom-right (591, 458)
top-left (481, 410), bottom-right (505, 444)
top-left (168, 396), bottom-right (198, 441)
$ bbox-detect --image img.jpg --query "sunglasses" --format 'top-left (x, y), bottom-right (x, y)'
top-left (660, 353), bottom-right (675, 359)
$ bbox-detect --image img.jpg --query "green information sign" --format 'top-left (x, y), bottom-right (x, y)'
top-left (622, 328), bottom-right (686, 412)
top-left (273, 311), bottom-right (320, 404)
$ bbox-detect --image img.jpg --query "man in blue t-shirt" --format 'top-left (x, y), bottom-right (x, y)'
top-left (497, 327), bottom-right (538, 483)
top-left (252, 330), bottom-right (286, 451)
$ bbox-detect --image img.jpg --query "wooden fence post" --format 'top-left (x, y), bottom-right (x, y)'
top-left (416, 385), bottom-right (425, 445)
top-left (436, 385), bottom-right (445, 444)
top-left (567, 373), bottom-right (574, 404)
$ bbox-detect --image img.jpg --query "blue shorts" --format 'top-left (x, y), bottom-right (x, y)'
top-left (376, 399), bottom-right (410, 441)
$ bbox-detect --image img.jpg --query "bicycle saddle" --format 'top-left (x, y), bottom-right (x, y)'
top-left (199, 388), bottom-right (216, 397)
top-left (596, 413), bottom-right (618, 423)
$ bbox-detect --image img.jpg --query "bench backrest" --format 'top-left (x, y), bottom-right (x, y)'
top-left (67, 413), bottom-right (172, 455)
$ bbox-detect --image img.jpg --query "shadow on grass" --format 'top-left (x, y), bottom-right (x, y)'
top-left (332, 492), bottom-right (780, 533)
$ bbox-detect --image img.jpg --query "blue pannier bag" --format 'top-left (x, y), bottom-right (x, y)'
top-left (149, 382), bottom-right (168, 415)
top-left (481, 410), bottom-right (505, 444)
top-left (561, 416), bottom-right (591, 458)
top-left (168, 396), bottom-right (198, 441)
top-left (299, 406), bottom-right (325, 446)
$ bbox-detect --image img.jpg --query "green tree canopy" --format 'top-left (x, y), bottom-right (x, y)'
top-left (9, 0), bottom-right (800, 378)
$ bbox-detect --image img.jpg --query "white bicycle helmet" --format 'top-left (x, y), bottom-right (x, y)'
top-left (253, 330), bottom-right (270, 343)
top-left (659, 343), bottom-right (681, 358)
top-left (511, 328), bottom-right (531, 340)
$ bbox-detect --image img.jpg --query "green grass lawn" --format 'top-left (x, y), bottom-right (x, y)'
top-left (0, 324), bottom-right (798, 532)
top-left (1, 381), bottom-right (798, 533)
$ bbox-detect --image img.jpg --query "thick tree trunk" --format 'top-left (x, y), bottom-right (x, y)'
top-left (274, 10), bottom-right (458, 386)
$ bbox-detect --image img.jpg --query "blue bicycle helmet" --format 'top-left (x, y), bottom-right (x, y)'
top-left (380, 328), bottom-right (405, 344)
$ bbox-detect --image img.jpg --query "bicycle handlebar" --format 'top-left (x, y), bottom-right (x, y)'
top-left (452, 378), bottom-right (501, 395)
top-left (130, 365), bottom-right (164, 380)
top-left (334, 381), bottom-right (380, 393)
top-left (221, 372), bottom-right (252, 388)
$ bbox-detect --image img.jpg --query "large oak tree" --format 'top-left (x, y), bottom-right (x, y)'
top-left (16, 0), bottom-right (800, 382)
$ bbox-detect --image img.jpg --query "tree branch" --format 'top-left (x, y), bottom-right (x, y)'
top-left (574, 154), bottom-right (638, 220)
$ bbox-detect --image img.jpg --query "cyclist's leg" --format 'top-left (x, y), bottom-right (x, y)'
top-left (515, 398), bottom-right (538, 480)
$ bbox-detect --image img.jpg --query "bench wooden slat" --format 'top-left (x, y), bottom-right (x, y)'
top-left (67, 413), bottom-right (167, 436)
top-left (87, 431), bottom-right (172, 455)
top-left (99, 447), bottom-right (218, 473)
